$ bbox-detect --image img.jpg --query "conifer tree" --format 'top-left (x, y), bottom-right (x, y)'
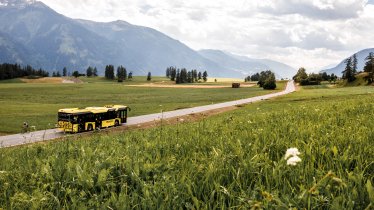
top-left (72, 71), bottom-right (79, 78)
top-left (166, 67), bottom-right (171, 78)
top-left (364, 52), bottom-right (374, 84)
top-left (203, 71), bottom-right (208, 82)
top-left (86, 66), bottom-right (93, 77)
top-left (342, 57), bottom-right (355, 82)
top-left (62, 67), bottom-right (67, 77)
top-left (117, 66), bottom-right (126, 82)
top-left (187, 71), bottom-right (193, 83)
top-left (176, 70), bottom-right (181, 84)
top-left (105, 65), bottom-right (115, 79)
top-left (192, 69), bottom-right (198, 82)
top-left (93, 67), bottom-right (98, 77)
top-left (352, 54), bottom-right (358, 74)
top-left (180, 68), bottom-right (187, 83)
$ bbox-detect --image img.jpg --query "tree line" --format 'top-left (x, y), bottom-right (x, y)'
top-left (293, 52), bottom-right (374, 85)
top-left (363, 52), bottom-right (374, 84)
top-left (244, 70), bottom-right (277, 90)
top-left (343, 52), bottom-right (374, 84)
top-left (293, 68), bottom-right (338, 85)
top-left (342, 54), bottom-right (358, 82)
top-left (104, 65), bottom-right (133, 82)
top-left (0, 63), bottom-right (49, 80)
top-left (244, 73), bottom-right (260, 82)
top-left (166, 66), bottom-right (208, 84)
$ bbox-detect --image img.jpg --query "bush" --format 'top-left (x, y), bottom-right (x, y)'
top-left (263, 80), bottom-right (276, 89)
top-left (300, 79), bottom-right (321, 86)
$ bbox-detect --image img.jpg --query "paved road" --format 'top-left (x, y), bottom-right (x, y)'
top-left (0, 80), bottom-right (295, 148)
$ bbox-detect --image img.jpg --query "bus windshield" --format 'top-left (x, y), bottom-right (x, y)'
top-left (58, 113), bottom-right (78, 123)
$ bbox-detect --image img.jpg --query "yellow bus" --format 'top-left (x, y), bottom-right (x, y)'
top-left (57, 105), bottom-right (129, 133)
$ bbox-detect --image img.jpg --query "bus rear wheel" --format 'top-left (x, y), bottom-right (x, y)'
top-left (87, 124), bottom-right (93, 131)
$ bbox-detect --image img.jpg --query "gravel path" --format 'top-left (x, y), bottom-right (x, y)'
top-left (0, 80), bottom-right (295, 148)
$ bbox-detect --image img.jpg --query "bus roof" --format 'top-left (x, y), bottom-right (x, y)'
top-left (58, 105), bottom-right (128, 114)
top-left (104, 105), bottom-right (128, 110)
top-left (58, 108), bottom-right (91, 114)
top-left (85, 107), bottom-right (114, 114)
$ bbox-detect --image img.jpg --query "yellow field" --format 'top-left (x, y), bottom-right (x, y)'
top-left (207, 77), bottom-right (244, 82)
top-left (20, 77), bottom-right (64, 83)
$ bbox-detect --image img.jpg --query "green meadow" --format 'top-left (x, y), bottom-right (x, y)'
top-left (0, 77), bottom-right (284, 134)
top-left (0, 84), bottom-right (373, 209)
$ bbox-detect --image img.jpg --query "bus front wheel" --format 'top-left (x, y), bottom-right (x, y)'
top-left (87, 124), bottom-right (93, 131)
top-left (115, 120), bottom-right (120, 126)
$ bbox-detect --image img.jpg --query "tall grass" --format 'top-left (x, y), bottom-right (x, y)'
top-left (0, 86), bottom-right (373, 209)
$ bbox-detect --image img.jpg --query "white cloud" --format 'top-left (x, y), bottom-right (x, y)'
top-left (38, 0), bottom-right (374, 71)
top-left (258, 0), bottom-right (366, 20)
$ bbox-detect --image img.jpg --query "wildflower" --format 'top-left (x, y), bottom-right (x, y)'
top-left (287, 156), bottom-right (302, 166)
top-left (284, 147), bottom-right (302, 166)
top-left (284, 148), bottom-right (300, 160)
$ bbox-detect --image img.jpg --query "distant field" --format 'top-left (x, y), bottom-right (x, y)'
top-left (0, 84), bottom-right (372, 209)
top-left (0, 77), bottom-right (285, 134)
top-left (207, 77), bottom-right (244, 82)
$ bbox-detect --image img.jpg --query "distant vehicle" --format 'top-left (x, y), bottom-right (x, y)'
top-left (57, 105), bottom-right (129, 133)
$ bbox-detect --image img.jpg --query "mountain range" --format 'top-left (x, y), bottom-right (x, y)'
top-left (320, 48), bottom-right (374, 76)
top-left (0, 0), bottom-right (296, 78)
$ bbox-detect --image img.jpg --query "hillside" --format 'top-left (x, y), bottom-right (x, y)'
top-left (321, 48), bottom-right (374, 76)
top-left (76, 20), bottom-right (233, 77)
top-left (198, 50), bottom-right (296, 79)
top-left (0, 0), bottom-right (294, 78)
top-left (338, 72), bottom-right (372, 87)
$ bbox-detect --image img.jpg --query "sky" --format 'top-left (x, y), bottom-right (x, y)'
top-left (38, 0), bottom-right (374, 71)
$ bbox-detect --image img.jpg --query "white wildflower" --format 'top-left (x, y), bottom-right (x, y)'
top-left (284, 147), bottom-right (302, 166)
top-left (284, 148), bottom-right (300, 160)
top-left (286, 156), bottom-right (302, 166)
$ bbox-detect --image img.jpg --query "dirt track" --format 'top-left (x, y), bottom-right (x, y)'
top-left (20, 77), bottom-right (83, 84)
top-left (125, 83), bottom-right (255, 89)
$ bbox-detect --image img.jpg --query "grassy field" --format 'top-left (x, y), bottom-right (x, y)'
top-left (0, 84), bottom-right (373, 209)
top-left (0, 77), bottom-right (285, 134)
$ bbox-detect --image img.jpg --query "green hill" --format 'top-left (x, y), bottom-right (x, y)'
top-left (339, 72), bottom-right (371, 87)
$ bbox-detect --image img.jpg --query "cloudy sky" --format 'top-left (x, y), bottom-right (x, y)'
top-left (39, 0), bottom-right (374, 71)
